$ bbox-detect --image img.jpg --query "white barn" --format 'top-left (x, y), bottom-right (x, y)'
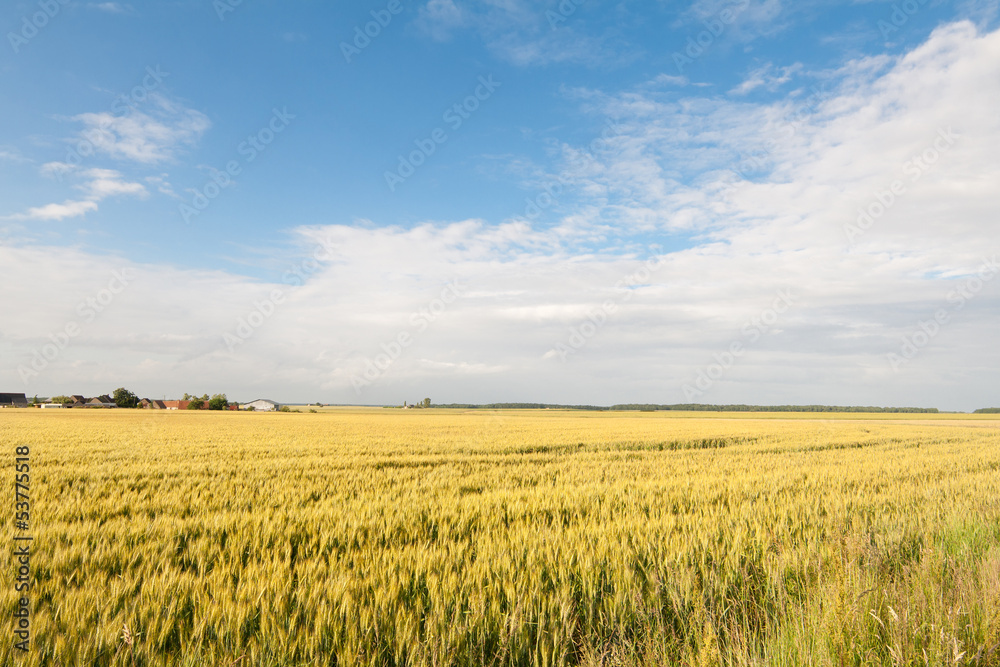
top-left (242, 399), bottom-right (281, 412)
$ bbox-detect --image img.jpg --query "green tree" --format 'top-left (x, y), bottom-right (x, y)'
top-left (423, 398), bottom-right (431, 408)
top-left (187, 398), bottom-right (205, 410)
top-left (183, 393), bottom-right (192, 400)
top-left (113, 388), bottom-right (140, 409)
top-left (208, 394), bottom-right (229, 411)
top-left (51, 395), bottom-right (73, 405)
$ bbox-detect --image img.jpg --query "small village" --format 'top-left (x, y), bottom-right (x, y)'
top-left (0, 392), bottom-right (282, 412)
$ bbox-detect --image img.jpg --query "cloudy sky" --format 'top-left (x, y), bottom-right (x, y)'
top-left (1, 1), bottom-right (998, 410)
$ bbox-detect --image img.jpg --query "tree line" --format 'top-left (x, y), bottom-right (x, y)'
top-left (429, 403), bottom-right (943, 413)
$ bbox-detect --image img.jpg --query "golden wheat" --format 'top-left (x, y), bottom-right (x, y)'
top-left (1, 409), bottom-right (998, 666)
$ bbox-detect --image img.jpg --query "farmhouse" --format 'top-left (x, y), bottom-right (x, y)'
top-left (242, 399), bottom-right (281, 412)
top-left (86, 396), bottom-right (116, 408)
top-left (161, 400), bottom-right (209, 410)
top-left (0, 393), bottom-right (29, 408)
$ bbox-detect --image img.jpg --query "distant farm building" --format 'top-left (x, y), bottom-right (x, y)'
top-left (161, 400), bottom-right (209, 410)
top-left (0, 393), bottom-right (29, 408)
top-left (242, 399), bottom-right (281, 412)
top-left (86, 396), bottom-right (116, 408)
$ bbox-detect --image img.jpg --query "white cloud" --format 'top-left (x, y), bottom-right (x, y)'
top-left (648, 74), bottom-right (690, 87)
top-left (77, 168), bottom-right (147, 200)
top-left (416, 0), bottom-right (467, 41)
top-left (145, 174), bottom-right (178, 198)
top-left (88, 3), bottom-right (135, 14)
top-left (729, 62), bottom-right (803, 95)
top-left (0, 147), bottom-right (29, 163)
top-left (9, 200), bottom-right (99, 222)
top-left (6, 168), bottom-right (146, 221)
top-left (489, 27), bottom-right (622, 67)
top-left (544, 22), bottom-right (999, 251)
top-left (69, 94), bottom-right (210, 164)
top-left (4, 93), bottom-right (203, 221)
top-left (40, 162), bottom-right (76, 178)
top-left (416, 360), bottom-right (510, 374)
top-left (685, 0), bottom-right (788, 40)
top-left (0, 216), bottom-right (992, 410)
top-left (414, 0), bottom-right (627, 66)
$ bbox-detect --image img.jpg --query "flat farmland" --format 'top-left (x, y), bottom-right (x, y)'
top-left (2, 409), bottom-right (999, 666)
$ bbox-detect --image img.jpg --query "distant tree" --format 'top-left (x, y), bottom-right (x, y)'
top-left (245, 405), bottom-right (255, 412)
top-left (51, 395), bottom-right (73, 405)
top-left (187, 398), bottom-right (205, 410)
top-left (279, 406), bottom-right (292, 413)
top-left (202, 394), bottom-right (209, 401)
top-left (113, 388), bottom-right (140, 409)
top-left (183, 393), bottom-right (192, 400)
top-left (423, 398), bottom-right (431, 409)
top-left (208, 394), bottom-right (229, 411)
top-left (31, 395), bottom-right (40, 405)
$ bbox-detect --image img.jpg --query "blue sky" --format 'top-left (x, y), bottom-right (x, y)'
top-left (2, 0), bottom-right (999, 409)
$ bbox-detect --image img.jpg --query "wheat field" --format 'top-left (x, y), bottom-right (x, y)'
top-left (2, 409), bottom-right (999, 666)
